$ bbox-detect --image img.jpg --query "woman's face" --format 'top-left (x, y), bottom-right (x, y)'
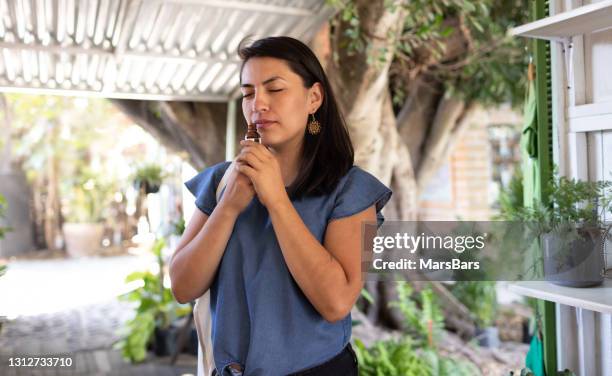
top-left (240, 57), bottom-right (322, 148)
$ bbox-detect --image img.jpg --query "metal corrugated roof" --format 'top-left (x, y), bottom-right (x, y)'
top-left (0, 0), bottom-right (334, 101)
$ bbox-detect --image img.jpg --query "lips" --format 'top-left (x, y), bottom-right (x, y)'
top-left (254, 120), bottom-right (276, 130)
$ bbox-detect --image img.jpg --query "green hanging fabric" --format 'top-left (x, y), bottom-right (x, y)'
top-left (526, 334), bottom-right (545, 376)
top-left (521, 64), bottom-right (546, 376)
top-left (521, 75), bottom-right (540, 208)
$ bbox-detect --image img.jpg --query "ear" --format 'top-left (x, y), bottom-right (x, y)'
top-left (308, 82), bottom-right (324, 113)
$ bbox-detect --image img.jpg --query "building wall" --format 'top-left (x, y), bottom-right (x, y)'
top-left (418, 105), bottom-right (522, 221)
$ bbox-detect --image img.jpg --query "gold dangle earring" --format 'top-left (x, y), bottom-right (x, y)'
top-left (307, 113), bottom-right (321, 135)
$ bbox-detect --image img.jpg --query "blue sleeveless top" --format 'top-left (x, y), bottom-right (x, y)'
top-left (185, 162), bottom-right (392, 375)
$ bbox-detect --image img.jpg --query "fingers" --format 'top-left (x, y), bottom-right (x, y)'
top-left (236, 161), bottom-right (256, 180)
top-left (239, 140), bottom-right (273, 161)
top-left (236, 150), bottom-right (264, 170)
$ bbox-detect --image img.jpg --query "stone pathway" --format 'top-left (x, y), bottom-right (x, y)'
top-left (0, 253), bottom-right (197, 375)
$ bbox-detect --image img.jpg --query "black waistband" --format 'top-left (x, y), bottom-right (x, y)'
top-left (210, 344), bottom-right (358, 376)
top-left (287, 343), bottom-right (357, 376)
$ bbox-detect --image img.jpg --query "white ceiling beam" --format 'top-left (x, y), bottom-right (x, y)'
top-left (161, 6), bottom-right (183, 52)
top-left (13, 0), bottom-right (26, 40)
top-left (105, 0), bottom-right (120, 40)
top-left (94, 0), bottom-right (110, 45)
top-left (178, 7), bottom-right (202, 52)
top-left (35, 0), bottom-right (48, 43)
top-left (145, 4), bottom-right (169, 50)
top-left (115, 0), bottom-right (139, 54)
top-left (75, 0), bottom-right (87, 44)
top-left (65, 0), bottom-right (75, 36)
top-left (56, 0), bottom-right (66, 42)
top-left (0, 0), bottom-right (332, 101)
top-left (0, 1), bottom-right (6, 37)
top-left (0, 41), bottom-right (241, 64)
top-left (0, 84), bottom-right (231, 101)
top-left (86, 0), bottom-right (98, 39)
top-left (110, 0), bottom-right (127, 46)
top-left (161, 0), bottom-right (315, 16)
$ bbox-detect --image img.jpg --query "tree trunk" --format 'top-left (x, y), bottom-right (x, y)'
top-left (0, 95), bottom-right (12, 174)
top-left (111, 100), bottom-right (242, 171)
top-left (44, 121), bottom-right (62, 252)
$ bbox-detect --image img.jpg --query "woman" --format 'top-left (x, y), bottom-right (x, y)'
top-left (170, 36), bottom-right (392, 376)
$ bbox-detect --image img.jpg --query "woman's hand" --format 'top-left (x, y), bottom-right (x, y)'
top-left (235, 140), bottom-right (288, 209)
top-left (217, 160), bottom-right (256, 216)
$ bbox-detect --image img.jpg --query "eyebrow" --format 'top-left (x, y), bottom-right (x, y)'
top-left (240, 76), bottom-right (286, 88)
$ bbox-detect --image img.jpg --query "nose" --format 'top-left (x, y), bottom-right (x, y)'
top-left (251, 90), bottom-right (269, 113)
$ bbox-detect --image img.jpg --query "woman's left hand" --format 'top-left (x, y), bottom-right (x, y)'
top-left (235, 140), bottom-right (288, 209)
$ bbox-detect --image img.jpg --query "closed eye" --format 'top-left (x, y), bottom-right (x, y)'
top-left (241, 88), bottom-right (284, 99)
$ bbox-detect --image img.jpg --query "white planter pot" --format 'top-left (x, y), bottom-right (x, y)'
top-left (63, 222), bottom-right (104, 257)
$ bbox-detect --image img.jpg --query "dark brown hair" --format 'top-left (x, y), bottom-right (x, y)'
top-left (238, 36), bottom-right (354, 198)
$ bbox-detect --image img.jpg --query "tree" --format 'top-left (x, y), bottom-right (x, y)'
top-left (5, 95), bottom-right (123, 251)
top-left (111, 0), bottom-right (529, 328)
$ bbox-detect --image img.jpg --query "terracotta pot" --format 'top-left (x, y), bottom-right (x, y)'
top-left (62, 222), bottom-right (104, 257)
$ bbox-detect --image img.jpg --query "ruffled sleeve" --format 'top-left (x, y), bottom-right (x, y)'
top-left (328, 166), bottom-right (393, 227)
top-left (184, 161), bottom-right (231, 216)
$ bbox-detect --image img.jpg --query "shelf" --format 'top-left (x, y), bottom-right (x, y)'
top-left (509, 0), bottom-right (612, 41)
top-left (568, 102), bottom-right (612, 132)
top-left (508, 280), bottom-right (612, 314)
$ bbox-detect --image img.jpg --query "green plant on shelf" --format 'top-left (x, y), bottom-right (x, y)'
top-left (509, 167), bottom-right (612, 238)
top-left (509, 169), bottom-right (612, 278)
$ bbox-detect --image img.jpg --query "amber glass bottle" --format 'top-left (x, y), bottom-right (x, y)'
top-left (245, 123), bottom-right (261, 143)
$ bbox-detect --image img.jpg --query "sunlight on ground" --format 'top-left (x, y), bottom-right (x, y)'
top-left (0, 252), bottom-right (156, 318)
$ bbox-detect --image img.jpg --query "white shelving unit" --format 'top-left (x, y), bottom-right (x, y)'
top-left (510, 0), bottom-right (612, 139)
top-left (510, 2), bottom-right (612, 375)
top-left (509, 0), bottom-right (612, 41)
top-left (568, 102), bottom-right (612, 133)
top-left (509, 280), bottom-right (612, 314)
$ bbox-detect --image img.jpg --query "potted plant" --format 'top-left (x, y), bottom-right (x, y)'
top-left (132, 164), bottom-right (165, 194)
top-left (516, 172), bottom-right (612, 287)
top-left (115, 237), bottom-right (191, 362)
top-left (62, 170), bottom-right (114, 257)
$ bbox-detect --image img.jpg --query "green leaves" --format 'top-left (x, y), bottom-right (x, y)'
top-left (114, 311), bottom-right (156, 363)
top-left (360, 287), bottom-right (375, 304)
top-left (450, 281), bottom-right (497, 328)
top-left (116, 237), bottom-right (190, 363)
top-left (354, 281), bottom-right (481, 374)
top-left (132, 163), bottom-right (165, 188)
top-left (515, 170), bottom-right (612, 234)
top-left (353, 337), bottom-right (480, 375)
top-left (354, 337), bottom-right (434, 375)
top-left (0, 194), bottom-right (12, 239)
top-left (328, 0), bottom-right (530, 108)
top-left (388, 282), bottom-right (444, 349)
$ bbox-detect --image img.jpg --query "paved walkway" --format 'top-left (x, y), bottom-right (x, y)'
top-left (0, 253), bottom-right (197, 375)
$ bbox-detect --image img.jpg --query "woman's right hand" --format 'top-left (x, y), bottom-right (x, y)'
top-left (218, 161), bottom-right (256, 215)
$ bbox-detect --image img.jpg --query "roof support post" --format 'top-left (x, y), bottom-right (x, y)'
top-left (226, 99), bottom-right (236, 161)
